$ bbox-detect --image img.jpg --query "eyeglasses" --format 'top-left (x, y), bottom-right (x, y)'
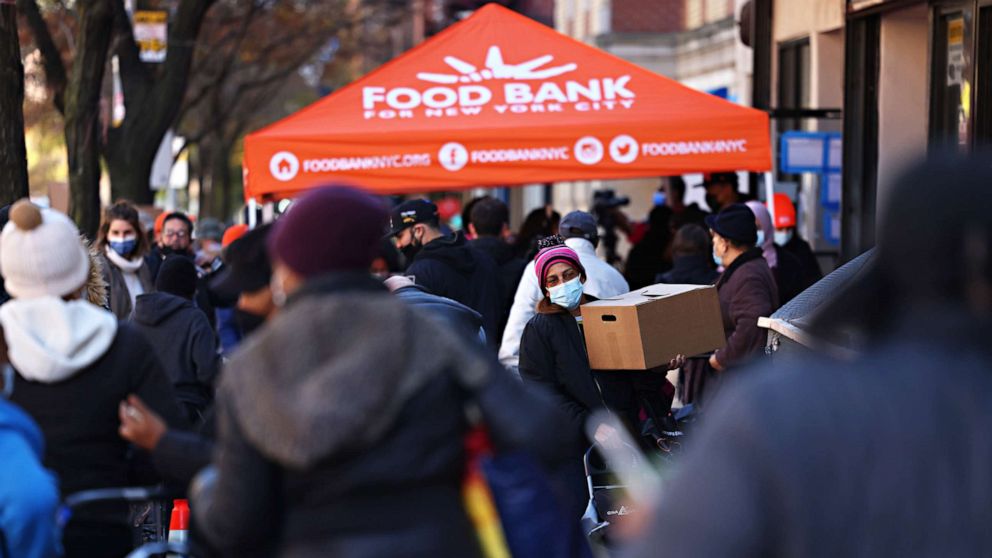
top-left (163, 230), bottom-right (189, 239)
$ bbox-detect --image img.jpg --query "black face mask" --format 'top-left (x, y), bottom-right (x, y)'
top-left (400, 230), bottom-right (423, 265)
top-left (235, 309), bottom-right (267, 337)
top-left (705, 194), bottom-right (721, 213)
top-left (161, 246), bottom-right (193, 258)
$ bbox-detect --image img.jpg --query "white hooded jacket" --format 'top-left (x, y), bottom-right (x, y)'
top-left (498, 237), bottom-right (629, 373)
top-left (0, 297), bottom-right (118, 383)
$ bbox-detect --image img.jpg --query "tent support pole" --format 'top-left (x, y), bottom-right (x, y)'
top-left (248, 198), bottom-right (258, 229)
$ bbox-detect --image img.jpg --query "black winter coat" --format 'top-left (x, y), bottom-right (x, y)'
top-left (132, 292), bottom-right (219, 421)
top-left (658, 254), bottom-right (720, 285)
top-left (772, 245), bottom-right (810, 306)
top-left (10, 324), bottom-right (186, 557)
top-left (470, 236), bottom-right (527, 340)
top-left (408, 232), bottom-right (503, 347)
top-left (518, 297), bottom-right (673, 517)
top-left (192, 274), bottom-right (569, 558)
top-left (783, 234), bottom-right (823, 286)
top-left (631, 312), bottom-right (992, 557)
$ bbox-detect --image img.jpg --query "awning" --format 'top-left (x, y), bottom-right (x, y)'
top-left (242, 4), bottom-right (771, 201)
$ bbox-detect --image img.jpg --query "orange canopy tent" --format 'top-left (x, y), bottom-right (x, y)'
top-left (242, 4), bottom-right (771, 201)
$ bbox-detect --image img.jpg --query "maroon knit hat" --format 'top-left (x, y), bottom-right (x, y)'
top-left (268, 185), bottom-right (388, 278)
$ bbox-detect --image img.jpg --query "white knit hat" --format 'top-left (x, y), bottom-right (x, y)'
top-left (0, 200), bottom-right (89, 299)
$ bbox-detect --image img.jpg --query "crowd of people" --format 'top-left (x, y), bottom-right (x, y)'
top-left (4, 156), bottom-right (986, 558)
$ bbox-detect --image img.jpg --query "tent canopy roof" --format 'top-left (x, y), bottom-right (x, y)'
top-left (243, 4), bottom-right (770, 201)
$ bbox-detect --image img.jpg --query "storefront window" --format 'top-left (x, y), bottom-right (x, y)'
top-left (931, 8), bottom-right (975, 150)
top-left (975, 5), bottom-right (992, 144)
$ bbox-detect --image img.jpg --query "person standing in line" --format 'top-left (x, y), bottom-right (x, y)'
top-left (146, 212), bottom-right (195, 281)
top-left (500, 211), bottom-right (629, 376)
top-left (771, 193), bottom-right (823, 286)
top-left (656, 224), bottom-right (720, 286)
top-left (132, 256), bottom-right (220, 424)
top-left (389, 198), bottom-right (504, 347)
top-left (680, 204), bottom-right (778, 407)
top-left (518, 238), bottom-right (683, 519)
top-left (746, 200), bottom-right (808, 306)
top-left (627, 155), bottom-right (992, 558)
top-left (468, 197), bottom-right (527, 340)
top-left (95, 201), bottom-right (155, 320)
top-left (119, 225), bottom-right (277, 490)
top-left (0, 396), bottom-right (61, 558)
top-left (191, 186), bottom-right (568, 557)
top-left (698, 172), bottom-right (752, 213)
top-left (512, 206), bottom-right (561, 261)
top-left (1, 201), bottom-right (185, 557)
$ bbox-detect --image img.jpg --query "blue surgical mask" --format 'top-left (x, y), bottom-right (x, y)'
top-left (774, 230), bottom-right (793, 245)
top-left (549, 277), bottom-right (583, 310)
top-left (756, 230), bottom-right (766, 246)
top-left (109, 239), bottom-right (137, 257)
top-left (713, 250), bottom-right (723, 267)
top-left (653, 191), bottom-right (667, 206)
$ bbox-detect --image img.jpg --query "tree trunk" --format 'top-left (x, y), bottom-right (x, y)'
top-left (105, 136), bottom-right (157, 204)
top-left (0, 2), bottom-right (29, 205)
top-left (65, 0), bottom-right (112, 236)
top-left (211, 139), bottom-right (232, 220)
top-left (104, 0), bottom-right (215, 205)
top-left (196, 141), bottom-right (214, 218)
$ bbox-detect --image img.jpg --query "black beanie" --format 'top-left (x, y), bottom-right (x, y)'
top-left (156, 255), bottom-right (198, 299)
top-left (705, 204), bottom-right (758, 246)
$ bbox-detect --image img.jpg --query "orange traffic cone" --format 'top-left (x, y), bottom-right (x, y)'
top-left (168, 499), bottom-right (189, 545)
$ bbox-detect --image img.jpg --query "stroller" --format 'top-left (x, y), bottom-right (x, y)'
top-left (581, 406), bottom-right (694, 555)
top-left (61, 485), bottom-right (193, 558)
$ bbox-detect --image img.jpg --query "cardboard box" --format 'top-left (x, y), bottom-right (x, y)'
top-left (580, 284), bottom-right (725, 370)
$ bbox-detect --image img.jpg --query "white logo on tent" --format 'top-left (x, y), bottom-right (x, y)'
top-left (574, 136), bottom-right (604, 165)
top-left (417, 46), bottom-right (577, 84)
top-left (609, 135), bottom-right (639, 164)
top-left (270, 151), bottom-right (300, 182)
top-left (439, 142), bottom-right (469, 172)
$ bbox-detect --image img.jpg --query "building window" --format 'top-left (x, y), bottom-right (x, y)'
top-left (930, 7), bottom-right (975, 150)
top-left (777, 38), bottom-right (812, 181)
top-left (975, 4), bottom-right (992, 144)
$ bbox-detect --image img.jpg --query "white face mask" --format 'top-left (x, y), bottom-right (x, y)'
top-left (774, 230), bottom-right (793, 245)
top-left (756, 230), bottom-right (766, 247)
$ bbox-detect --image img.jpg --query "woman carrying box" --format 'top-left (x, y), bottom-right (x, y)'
top-left (518, 236), bottom-right (684, 519)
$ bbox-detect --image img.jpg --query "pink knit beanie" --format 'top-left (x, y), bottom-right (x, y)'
top-left (534, 244), bottom-right (585, 292)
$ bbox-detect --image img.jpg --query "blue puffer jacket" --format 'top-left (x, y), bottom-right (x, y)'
top-left (0, 398), bottom-right (60, 558)
top-left (392, 284), bottom-right (486, 345)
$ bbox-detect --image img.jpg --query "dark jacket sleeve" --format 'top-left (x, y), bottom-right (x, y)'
top-left (465, 358), bottom-right (571, 467)
top-left (152, 430), bottom-right (214, 488)
top-left (407, 259), bottom-right (442, 296)
top-left (125, 327), bottom-right (188, 430)
top-left (714, 274), bottom-right (775, 369)
top-left (518, 320), bottom-right (589, 445)
top-left (191, 396), bottom-right (281, 553)
top-left (188, 313), bottom-right (220, 391)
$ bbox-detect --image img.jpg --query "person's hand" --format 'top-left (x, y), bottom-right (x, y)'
top-left (709, 353), bottom-right (723, 372)
top-left (594, 423), bottom-right (622, 449)
top-left (119, 394), bottom-right (167, 450)
top-left (667, 354), bottom-right (686, 371)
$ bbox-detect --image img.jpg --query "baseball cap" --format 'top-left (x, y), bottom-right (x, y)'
top-left (387, 199), bottom-right (439, 237)
top-left (559, 211), bottom-right (598, 242)
top-left (698, 172), bottom-right (739, 188)
top-left (210, 223), bottom-right (273, 298)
